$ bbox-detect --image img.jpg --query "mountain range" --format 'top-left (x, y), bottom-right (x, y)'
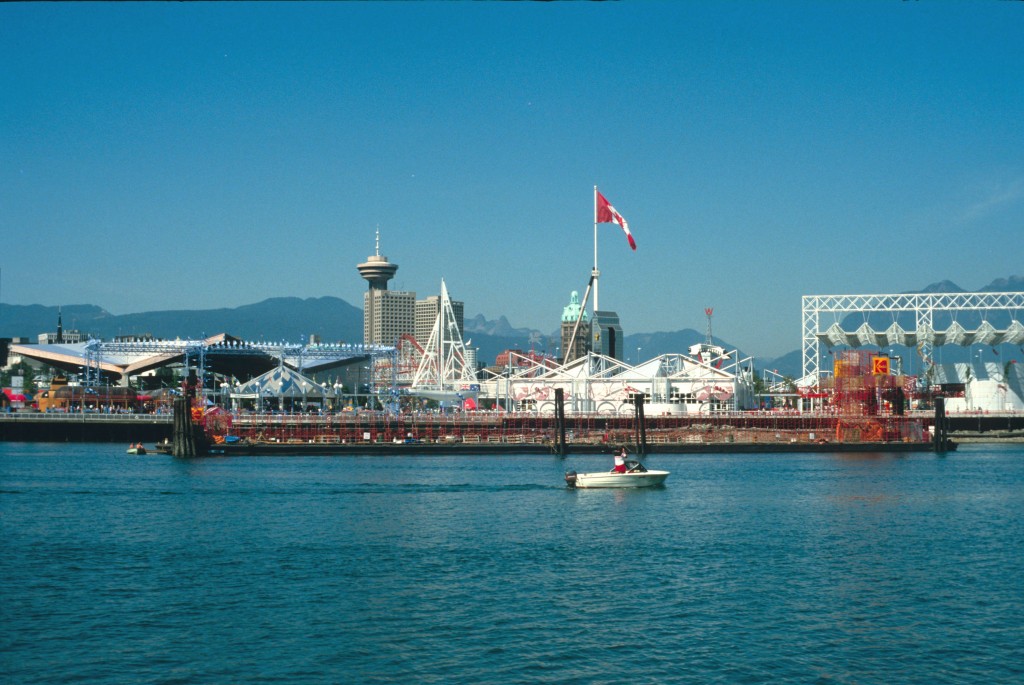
top-left (1, 276), bottom-right (1020, 378)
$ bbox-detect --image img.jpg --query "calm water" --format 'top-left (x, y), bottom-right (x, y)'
top-left (2, 443), bottom-right (1022, 684)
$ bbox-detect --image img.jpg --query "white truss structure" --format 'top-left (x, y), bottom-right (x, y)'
top-left (802, 291), bottom-right (1024, 382)
top-left (410, 280), bottom-right (478, 401)
top-left (13, 335), bottom-right (397, 390)
top-left (481, 349), bottom-right (757, 415)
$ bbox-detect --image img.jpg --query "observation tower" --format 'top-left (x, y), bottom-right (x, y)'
top-left (356, 229), bottom-right (398, 290)
top-left (357, 230), bottom-right (414, 347)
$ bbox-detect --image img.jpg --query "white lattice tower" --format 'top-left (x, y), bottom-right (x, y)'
top-left (411, 280), bottom-right (478, 391)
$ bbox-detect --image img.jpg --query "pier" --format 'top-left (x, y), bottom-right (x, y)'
top-left (0, 413), bottom-right (171, 443)
top-left (190, 404), bottom-right (965, 454)
top-left (5, 407), bottom-right (1022, 452)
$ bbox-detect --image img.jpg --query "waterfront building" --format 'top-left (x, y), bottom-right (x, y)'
top-left (924, 362), bottom-right (1024, 412)
top-left (35, 376), bottom-right (141, 413)
top-left (560, 291), bottom-right (590, 363)
top-left (0, 338), bottom-right (18, 369)
top-left (38, 329), bottom-right (87, 344)
top-left (357, 231), bottom-right (415, 347)
top-left (480, 348), bottom-right (758, 415)
top-left (2, 337), bottom-right (44, 376)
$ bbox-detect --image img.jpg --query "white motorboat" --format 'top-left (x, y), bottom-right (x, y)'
top-left (565, 460), bottom-right (669, 489)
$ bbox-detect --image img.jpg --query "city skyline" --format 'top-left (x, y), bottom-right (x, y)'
top-left (2, 3), bottom-right (1022, 357)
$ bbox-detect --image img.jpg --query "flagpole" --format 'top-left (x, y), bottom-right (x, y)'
top-left (592, 185), bottom-right (599, 313)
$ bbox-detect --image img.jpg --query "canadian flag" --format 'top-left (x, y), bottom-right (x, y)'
top-left (596, 190), bottom-right (636, 250)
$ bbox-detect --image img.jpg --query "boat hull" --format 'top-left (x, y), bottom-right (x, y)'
top-left (568, 470), bottom-right (669, 489)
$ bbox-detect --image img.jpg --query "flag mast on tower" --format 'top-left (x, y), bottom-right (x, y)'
top-left (592, 186), bottom-right (636, 314)
top-left (566, 187), bottom-right (636, 365)
top-left (592, 185), bottom-right (600, 313)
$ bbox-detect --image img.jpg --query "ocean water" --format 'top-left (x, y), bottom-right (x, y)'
top-left (2, 443), bottom-right (1022, 684)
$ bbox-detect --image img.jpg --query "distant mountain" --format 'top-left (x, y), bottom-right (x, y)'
top-left (0, 304), bottom-right (113, 339)
top-left (758, 349), bottom-right (804, 378)
top-left (982, 275), bottom-right (1024, 292)
top-left (464, 315), bottom-right (558, 365)
top-left (913, 279), bottom-right (966, 294)
top-left (908, 276), bottom-right (1024, 294)
top-left (464, 314), bottom-right (538, 339)
top-left (0, 297), bottom-right (364, 344)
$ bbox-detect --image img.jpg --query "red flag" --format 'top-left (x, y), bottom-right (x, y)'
top-left (596, 190), bottom-right (636, 250)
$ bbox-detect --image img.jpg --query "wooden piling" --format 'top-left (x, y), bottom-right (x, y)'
top-left (171, 396), bottom-right (207, 457)
top-left (635, 396), bottom-right (648, 457)
top-left (933, 396), bottom-right (949, 453)
top-left (554, 388), bottom-right (567, 456)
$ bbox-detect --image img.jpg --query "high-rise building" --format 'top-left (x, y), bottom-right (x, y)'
top-left (364, 290), bottom-right (415, 347)
top-left (591, 310), bottom-right (623, 361)
top-left (416, 294), bottom-right (464, 346)
top-left (560, 291), bottom-right (590, 363)
top-left (357, 231), bottom-right (415, 346)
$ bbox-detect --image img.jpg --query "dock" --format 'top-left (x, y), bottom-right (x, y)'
top-left (6, 405), bottom-right (1022, 453)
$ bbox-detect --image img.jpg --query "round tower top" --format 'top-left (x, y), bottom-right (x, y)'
top-left (356, 229), bottom-right (399, 290)
top-left (561, 290), bottom-right (589, 323)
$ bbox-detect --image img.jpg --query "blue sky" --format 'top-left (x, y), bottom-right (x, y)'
top-left (2, 2), bottom-right (1021, 357)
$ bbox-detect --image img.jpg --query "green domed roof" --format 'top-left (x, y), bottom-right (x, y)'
top-left (561, 291), bottom-right (589, 323)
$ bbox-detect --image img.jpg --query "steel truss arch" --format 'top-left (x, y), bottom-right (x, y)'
top-left (802, 291), bottom-right (1024, 382)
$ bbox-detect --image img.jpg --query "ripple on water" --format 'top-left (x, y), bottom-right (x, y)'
top-left (2, 444), bottom-right (1023, 683)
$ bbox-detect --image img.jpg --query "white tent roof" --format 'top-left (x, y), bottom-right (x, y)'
top-left (233, 365), bottom-right (334, 399)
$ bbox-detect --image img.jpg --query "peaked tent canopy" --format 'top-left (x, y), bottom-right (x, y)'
top-left (233, 365), bottom-right (334, 399)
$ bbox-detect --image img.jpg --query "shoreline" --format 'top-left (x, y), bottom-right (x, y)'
top-left (193, 439), bottom-right (954, 456)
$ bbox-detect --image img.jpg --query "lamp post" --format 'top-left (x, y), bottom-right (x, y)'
top-left (360, 366), bottom-right (370, 409)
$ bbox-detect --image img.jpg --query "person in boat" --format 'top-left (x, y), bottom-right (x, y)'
top-left (613, 447), bottom-right (628, 473)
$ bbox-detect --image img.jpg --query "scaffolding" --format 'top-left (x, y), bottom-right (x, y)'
top-left (824, 349), bottom-right (906, 416)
